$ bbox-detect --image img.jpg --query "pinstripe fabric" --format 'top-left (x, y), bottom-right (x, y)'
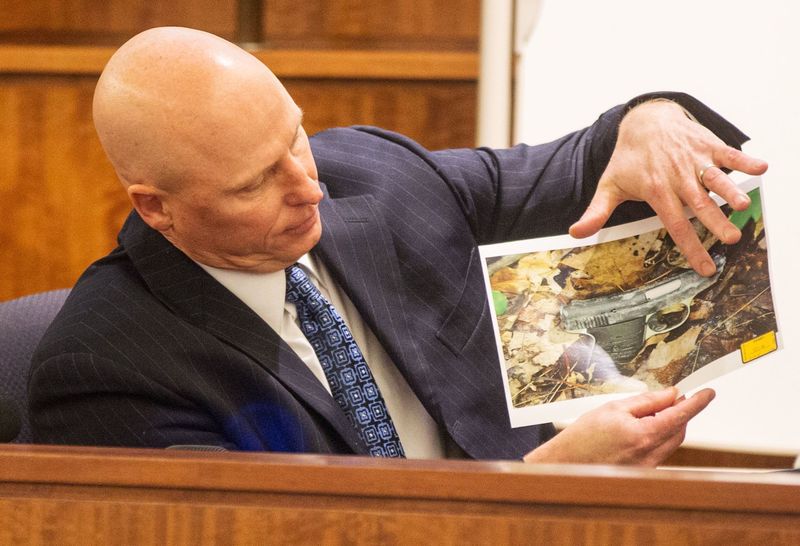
top-left (30, 219), bottom-right (364, 453)
top-left (29, 93), bottom-right (748, 459)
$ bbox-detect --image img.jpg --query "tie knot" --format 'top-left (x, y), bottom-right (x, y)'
top-left (285, 264), bottom-right (314, 305)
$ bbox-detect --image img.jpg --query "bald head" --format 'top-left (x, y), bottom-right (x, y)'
top-left (93, 27), bottom-right (322, 273)
top-left (94, 27), bottom-right (293, 190)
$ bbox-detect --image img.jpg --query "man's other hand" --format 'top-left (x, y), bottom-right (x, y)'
top-left (523, 387), bottom-right (715, 466)
top-left (569, 99), bottom-right (768, 277)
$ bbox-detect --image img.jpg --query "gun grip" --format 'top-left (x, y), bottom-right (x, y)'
top-left (587, 317), bottom-right (646, 364)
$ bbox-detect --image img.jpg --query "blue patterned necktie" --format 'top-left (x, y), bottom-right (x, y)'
top-left (285, 264), bottom-right (405, 458)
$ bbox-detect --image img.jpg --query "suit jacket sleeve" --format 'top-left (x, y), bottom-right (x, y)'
top-left (358, 92), bottom-right (748, 245)
top-left (30, 351), bottom-right (239, 449)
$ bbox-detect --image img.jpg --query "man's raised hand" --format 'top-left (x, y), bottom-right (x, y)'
top-left (569, 100), bottom-right (768, 277)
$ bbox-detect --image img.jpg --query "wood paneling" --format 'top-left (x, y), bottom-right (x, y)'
top-left (0, 76), bottom-right (128, 300)
top-left (0, 45), bottom-right (478, 80)
top-left (0, 72), bottom-right (476, 301)
top-left (0, 0), bottom-right (481, 49)
top-left (664, 447), bottom-right (796, 470)
top-left (0, 0), bottom-right (481, 50)
top-left (0, 45), bottom-right (117, 75)
top-left (253, 49), bottom-right (477, 80)
top-left (285, 79), bottom-right (476, 150)
top-left (0, 1), bottom-right (479, 301)
top-left (0, 0), bottom-right (237, 43)
top-left (262, 0), bottom-right (481, 50)
top-left (0, 445), bottom-right (799, 545)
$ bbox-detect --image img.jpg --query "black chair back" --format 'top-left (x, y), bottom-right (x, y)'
top-left (0, 289), bottom-right (70, 443)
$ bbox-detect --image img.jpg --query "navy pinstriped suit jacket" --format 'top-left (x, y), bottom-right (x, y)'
top-left (29, 93), bottom-right (746, 459)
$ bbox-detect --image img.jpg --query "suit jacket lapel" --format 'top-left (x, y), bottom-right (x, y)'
top-left (117, 212), bottom-right (368, 454)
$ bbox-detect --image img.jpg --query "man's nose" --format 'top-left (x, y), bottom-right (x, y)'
top-left (285, 158), bottom-right (323, 205)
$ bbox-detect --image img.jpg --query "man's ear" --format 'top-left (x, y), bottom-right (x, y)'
top-left (127, 184), bottom-right (173, 233)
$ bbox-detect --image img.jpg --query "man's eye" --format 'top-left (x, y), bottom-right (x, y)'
top-left (239, 179), bottom-right (263, 193)
top-left (265, 164), bottom-right (281, 178)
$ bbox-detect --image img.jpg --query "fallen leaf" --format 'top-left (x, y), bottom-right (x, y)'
top-left (639, 326), bottom-right (702, 371)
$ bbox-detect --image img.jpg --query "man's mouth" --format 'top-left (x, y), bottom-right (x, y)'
top-left (285, 208), bottom-right (319, 235)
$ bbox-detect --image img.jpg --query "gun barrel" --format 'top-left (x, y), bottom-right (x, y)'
top-left (561, 255), bottom-right (725, 331)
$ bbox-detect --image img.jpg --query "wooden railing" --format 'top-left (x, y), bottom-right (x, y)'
top-left (0, 444), bottom-right (798, 545)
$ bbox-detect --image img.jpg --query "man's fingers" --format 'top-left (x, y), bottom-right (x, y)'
top-left (669, 147), bottom-right (768, 271)
top-left (569, 187), bottom-right (622, 239)
top-left (623, 387), bottom-right (713, 425)
top-left (655, 388), bottom-right (716, 429)
top-left (701, 147), bottom-right (768, 212)
top-left (712, 146), bottom-right (769, 177)
top-left (699, 165), bottom-right (751, 213)
top-left (621, 387), bottom-right (680, 418)
top-left (647, 390), bottom-right (715, 465)
top-left (649, 195), bottom-right (718, 276)
top-left (644, 426), bottom-right (689, 467)
top-left (685, 177), bottom-right (743, 245)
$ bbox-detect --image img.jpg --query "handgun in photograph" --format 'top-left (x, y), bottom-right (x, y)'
top-left (560, 254), bottom-right (725, 363)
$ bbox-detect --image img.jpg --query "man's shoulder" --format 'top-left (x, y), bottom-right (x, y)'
top-left (31, 246), bottom-right (158, 362)
top-left (310, 125), bottom-right (418, 145)
top-left (309, 126), bottom-right (489, 177)
top-left (309, 126), bottom-right (461, 195)
top-left (310, 126), bottom-right (434, 162)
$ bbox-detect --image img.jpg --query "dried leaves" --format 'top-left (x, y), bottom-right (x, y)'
top-left (490, 204), bottom-right (777, 409)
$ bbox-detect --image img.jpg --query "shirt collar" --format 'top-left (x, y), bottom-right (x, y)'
top-left (197, 255), bottom-right (320, 335)
top-left (296, 253), bottom-right (325, 290)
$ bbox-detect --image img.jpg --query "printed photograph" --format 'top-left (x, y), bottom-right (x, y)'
top-left (481, 178), bottom-right (778, 426)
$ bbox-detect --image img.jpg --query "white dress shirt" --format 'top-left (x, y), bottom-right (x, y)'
top-left (199, 255), bottom-right (446, 459)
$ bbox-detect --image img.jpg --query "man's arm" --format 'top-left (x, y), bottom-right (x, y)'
top-left (29, 352), bottom-right (238, 450)
top-left (427, 93), bottom-right (763, 260)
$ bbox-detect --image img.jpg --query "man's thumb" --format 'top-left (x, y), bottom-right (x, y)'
top-left (569, 191), bottom-right (620, 239)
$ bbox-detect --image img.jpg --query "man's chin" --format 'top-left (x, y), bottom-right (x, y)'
top-left (302, 214), bottom-right (322, 244)
top-left (300, 221), bottom-right (322, 253)
top-left (283, 221), bottom-right (322, 264)
top-left (198, 220), bottom-right (323, 273)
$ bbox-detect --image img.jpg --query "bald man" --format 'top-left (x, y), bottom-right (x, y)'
top-left (30, 27), bottom-right (766, 463)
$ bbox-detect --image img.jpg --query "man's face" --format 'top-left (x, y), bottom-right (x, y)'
top-left (161, 93), bottom-right (323, 273)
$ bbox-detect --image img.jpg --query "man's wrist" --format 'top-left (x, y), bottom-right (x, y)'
top-left (640, 97), bottom-right (698, 122)
top-left (625, 98), bottom-right (697, 125)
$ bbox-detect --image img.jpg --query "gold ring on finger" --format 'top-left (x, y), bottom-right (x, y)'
top-left (696, 162), bottom-right (717, 190)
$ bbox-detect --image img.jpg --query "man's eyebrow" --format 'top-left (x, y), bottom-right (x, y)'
top-left (229, 110), bottom-right (305, 193)
top-left (226, 171), bottom-right (264, 193)
top-left (292, 110), bottom-right (305, 142)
